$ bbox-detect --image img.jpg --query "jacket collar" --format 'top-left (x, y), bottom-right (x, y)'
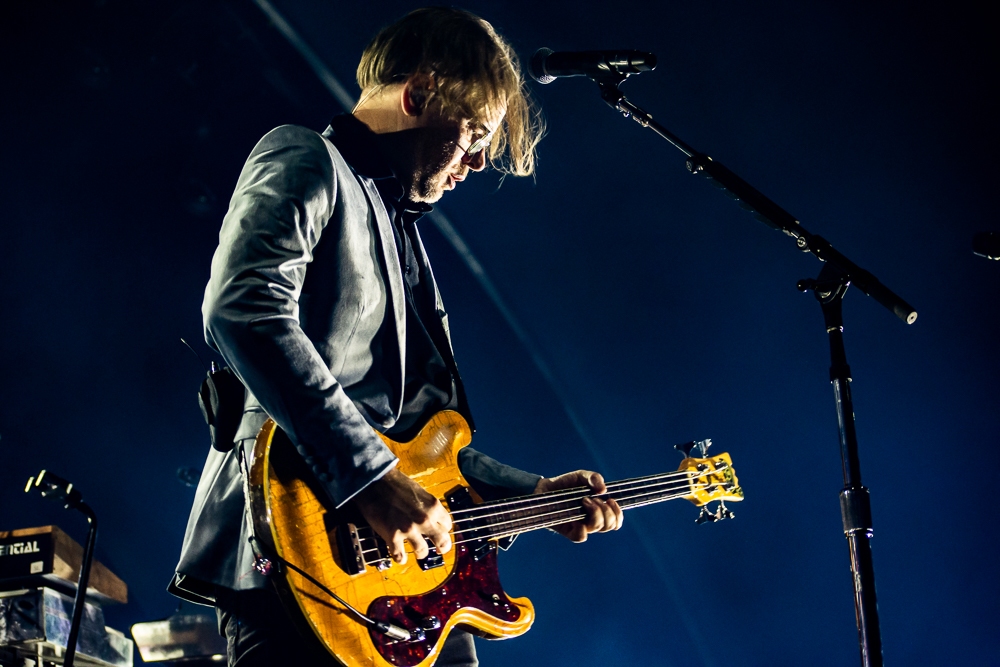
top-left (324, 114), bottom-right (433, 221)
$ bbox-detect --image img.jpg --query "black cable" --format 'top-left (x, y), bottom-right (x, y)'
top-left (247, 536), bottom-right (412, 641)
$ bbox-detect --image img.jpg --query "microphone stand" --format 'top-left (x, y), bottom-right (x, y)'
top-left (25, 470), bottom-right (100, 667)
top-left (590, 73), bottom-right (916, 667)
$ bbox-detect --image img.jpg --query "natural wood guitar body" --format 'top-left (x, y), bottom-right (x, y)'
top-left (249, 410), bottom-right (534, 667)
top-left (248, 410), bottom-right (744, 665)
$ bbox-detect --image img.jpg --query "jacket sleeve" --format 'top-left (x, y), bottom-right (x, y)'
top-left (458, 447), bottom-right (542, 501)
top-left (202, 125), bottom-right (397, 507)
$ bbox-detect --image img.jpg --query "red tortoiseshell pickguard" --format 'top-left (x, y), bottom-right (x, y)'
top-left (367, 541), bottom-right (520, 666)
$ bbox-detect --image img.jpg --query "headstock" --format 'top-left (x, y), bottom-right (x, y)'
top-left (673, 440), bottom-right (744, 524)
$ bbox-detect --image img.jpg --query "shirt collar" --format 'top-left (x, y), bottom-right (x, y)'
top-left (322, 114), bottom-right (433, 221)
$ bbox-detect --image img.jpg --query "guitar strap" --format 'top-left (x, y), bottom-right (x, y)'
top-left (233, 439), bottom-right (291, 583)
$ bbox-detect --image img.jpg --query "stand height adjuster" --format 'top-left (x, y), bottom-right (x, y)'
top-left (839, 487), bottom-right (874, 538)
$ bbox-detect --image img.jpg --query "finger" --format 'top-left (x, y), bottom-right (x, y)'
top-left (558, 521), bottom-right (588, 543)
top-left (581, 497), bottom-right (605, 533)
top-left (536, 475), bottom-right (559, 493)
top-left (587, 472), bottom-right (607, 495)
top-left (408, 529), bottom-right (430, 561)
top-left (540, 470), bottom-right (595, 492)
top-left (431, 502), bottom-right (454, 533)
top-left (608, 497), bottom-right (624, 530)
top-left (391, 533), bottom-right (408, 565)
top-left (597, 499), bottom-right (617, 532)
top-left (424, 502), bottom-right (453, 554)
top-left (428, 521), bottom-right (452, 554)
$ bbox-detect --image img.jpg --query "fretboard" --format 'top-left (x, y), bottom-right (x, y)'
top-left (450, 470), bottom-right (697, 541)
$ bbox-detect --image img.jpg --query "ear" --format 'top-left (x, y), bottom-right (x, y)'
top-left (400, 73), bottom-right (436, 117)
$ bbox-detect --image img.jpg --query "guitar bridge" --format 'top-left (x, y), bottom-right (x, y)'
top-left (335, 522), bottom-right (367, 575)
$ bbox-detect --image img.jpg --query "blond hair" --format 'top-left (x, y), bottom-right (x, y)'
top-left (357, 7), bottom-right (544, 177)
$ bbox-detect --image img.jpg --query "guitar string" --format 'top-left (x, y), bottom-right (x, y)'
top-left (341, 464), bottom-right (737, 560)
top-left (465, 490), bottom-right (699, 543)
top-left (350, 475), bottom-right (700, 552)
top-left (451, 480), bottom-right (707, 541)
top-left (352, 488), bottom-right (700, 559)
top-left (351, 480), bottom-right (721, 558)
top-left (447, 466), bottom-right (732, 524)
top-left (453, 469), bottom-right (733, 526)
top-left (446, 467), bottom-right (717, 517)
top-left (454, 478), bottom-right (700, 528)
top-left (352, 475), bottom-right (719, 546)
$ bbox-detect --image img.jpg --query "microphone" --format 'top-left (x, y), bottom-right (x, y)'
top-left (529, 48), bottom-right (656, 84)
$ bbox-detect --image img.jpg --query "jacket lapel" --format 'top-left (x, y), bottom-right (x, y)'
top-left (411, 223), bottom-right (476, 431)
top-left (358, 177), bottom-right (407, 420)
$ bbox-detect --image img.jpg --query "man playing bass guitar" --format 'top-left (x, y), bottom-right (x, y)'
top-left (170, 8), bottom-right (622, 666)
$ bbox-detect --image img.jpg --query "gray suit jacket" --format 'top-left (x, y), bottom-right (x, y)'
top-left (171, 124), bottom-right (539, 605)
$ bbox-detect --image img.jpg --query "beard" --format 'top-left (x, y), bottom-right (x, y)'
top-left (404, 126), bottom-right (462, 203)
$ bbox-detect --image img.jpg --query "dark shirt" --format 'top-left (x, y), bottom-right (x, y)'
top-left (325, 114), bottom-right (465, 440)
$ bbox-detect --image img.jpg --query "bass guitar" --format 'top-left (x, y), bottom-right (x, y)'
top-left (247, 410), bottom-right (743, 667)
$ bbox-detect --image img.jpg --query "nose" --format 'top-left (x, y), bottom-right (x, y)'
top-left (461, 149), bottom-right (487, 172)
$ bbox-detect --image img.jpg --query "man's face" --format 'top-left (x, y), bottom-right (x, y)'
top-left (405, 102), bottom-right (505, 203)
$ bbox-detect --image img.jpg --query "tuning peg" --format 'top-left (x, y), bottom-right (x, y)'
top-left (674, 441), bottom-right (696, 458)
top-left (697, 439), bottom-right (712, 457)
top-left (674, 438), bottom-right (712, 459)
top-left (695, 501), bottom-right (736, 525)
top-left (695, 506), bottom-right (718, 524)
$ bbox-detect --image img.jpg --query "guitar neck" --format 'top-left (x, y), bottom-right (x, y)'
top-left (454, 470), bottom-right (696, 541)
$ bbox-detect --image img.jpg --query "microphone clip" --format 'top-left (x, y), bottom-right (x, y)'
top-left (598, 81), bottom-right (654, 128)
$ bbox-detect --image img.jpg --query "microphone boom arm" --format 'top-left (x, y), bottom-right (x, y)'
top-left (597, 81), bottom-right (917, 325)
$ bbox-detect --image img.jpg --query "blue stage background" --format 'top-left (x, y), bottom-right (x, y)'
top-left (1, 1), bottom-right (996, 664)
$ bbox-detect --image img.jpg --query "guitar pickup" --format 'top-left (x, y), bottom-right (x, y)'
top-left (417, 546), bottom-right (444, 571)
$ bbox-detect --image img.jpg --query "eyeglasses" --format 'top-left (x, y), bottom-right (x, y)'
top-left (459, 123), bottom-right (496, 160)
